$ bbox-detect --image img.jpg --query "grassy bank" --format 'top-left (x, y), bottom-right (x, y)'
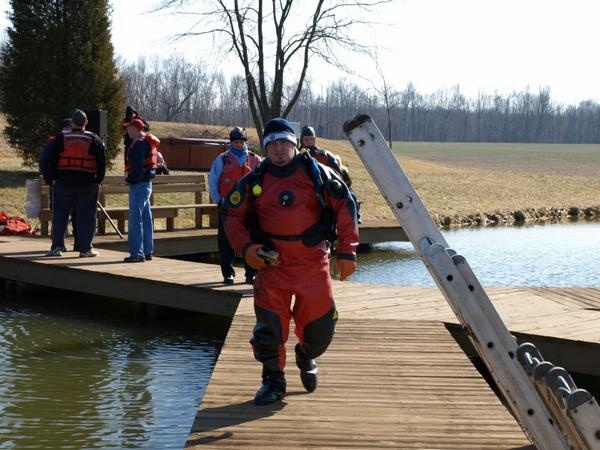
top-left (2, 116), bottom-right (600, 230)
top-left (388, 141), bottom-right (600, 225)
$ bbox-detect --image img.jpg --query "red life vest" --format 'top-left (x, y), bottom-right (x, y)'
top-left (125, 134), bottom-right (159, 174)
top-left (57, 131), bottom-right (97, 173)
top-left (218, 150), bottom-right (261, 198)
top-left (0, 211), bottom-right (36, 235)
top-left (307, 147), bottom-right (340, 172)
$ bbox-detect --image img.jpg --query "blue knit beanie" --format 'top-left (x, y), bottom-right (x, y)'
top-left (263, 118), bottom-right (297, 148)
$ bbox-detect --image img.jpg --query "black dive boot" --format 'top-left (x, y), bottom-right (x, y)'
top-left (253, 370), bottom-right (286, 405)
top-left (295, 352), bottom-right (318, 393)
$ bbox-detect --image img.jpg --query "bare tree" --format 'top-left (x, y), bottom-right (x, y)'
top-left (156, 56), bottom-right (201, 121)
top-left (370, 53), bottom-right (398, 148)
top-left (155, 0), bottom-right (387, 143)
top-left (119, 55), bottom-right (600, 144)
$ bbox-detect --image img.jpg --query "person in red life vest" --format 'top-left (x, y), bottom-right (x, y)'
top-left (222, 118), bottom-right (359, 405)
top-left (42, 109), bottom-right (106, 257)
top-left (208, 126), bottom-right (262, 284)
top-left (299, 125), bottom-right (362, 223)
top-left (123, 118), bottom-right (159, 263)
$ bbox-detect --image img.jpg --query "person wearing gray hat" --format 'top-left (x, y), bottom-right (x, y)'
top-left (221, 117), bottom-right (359, 405)
top-left (43, 108), bottom-right (106, 258)
top-left (300, 124), bottom-right (362, 223)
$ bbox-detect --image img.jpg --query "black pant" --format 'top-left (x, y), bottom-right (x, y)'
top-left (217, 204), bottom-right (255, 280)
top-left (51, 183), bottom-right (99, 253)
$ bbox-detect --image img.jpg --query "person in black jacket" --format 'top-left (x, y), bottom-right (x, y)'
top-left (42, 109), bottom-right (106, 257)
top-left (39, 118), bottom-right (79, 251)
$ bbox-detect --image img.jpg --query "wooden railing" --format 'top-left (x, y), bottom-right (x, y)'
top-left (38, 174), bottom-right (218, 236)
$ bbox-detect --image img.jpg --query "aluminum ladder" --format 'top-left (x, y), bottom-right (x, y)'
top-left (343, 114), bottom-right (600, 449)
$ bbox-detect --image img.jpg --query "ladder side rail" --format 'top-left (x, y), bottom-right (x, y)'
top-left (568, 397), bottom-right (600, 449)
top-left (343, 114), bottom-right (570, 450)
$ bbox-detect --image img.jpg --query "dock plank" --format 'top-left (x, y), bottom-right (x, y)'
top-left (185, 316), bottom-right (530, 449)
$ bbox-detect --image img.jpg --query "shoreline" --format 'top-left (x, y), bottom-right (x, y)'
top-left (434, 205), bottom-right (600, 228)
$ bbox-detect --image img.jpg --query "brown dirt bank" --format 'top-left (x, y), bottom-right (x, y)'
top-left (2, 117), bottom-right (599, 231)
top-left (320, 138), bottom-right (600, 228)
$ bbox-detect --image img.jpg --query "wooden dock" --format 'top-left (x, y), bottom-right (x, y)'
top-left (185, 316), bottom-right (531, 449)
top-left (90, 219), bottom-right (408, 256)
top-left (0, 236), bottom-right (244, 316)
top-left (2, 235), bottom-right (599, 448)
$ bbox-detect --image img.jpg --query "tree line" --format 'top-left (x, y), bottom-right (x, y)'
top-left (123, 56), bottom-right (600, 144)
top-left (3, 0), bottom-right (598, 170)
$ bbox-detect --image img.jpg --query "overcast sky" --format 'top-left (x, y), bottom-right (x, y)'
top-left (1, 0), bottom-right (599, 106)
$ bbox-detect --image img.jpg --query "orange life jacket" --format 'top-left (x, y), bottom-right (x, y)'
top-left (125, 134), bottom-right (159, 174)
top-left (218, 150), bottom-right (261, 198)
top-left (57, 131), bottom-right (97, 173)
top-left (0, 211), bottom-right (36, 235)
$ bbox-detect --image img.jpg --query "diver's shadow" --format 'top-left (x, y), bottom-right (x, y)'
top-left (185, 399), bottom-right (286, 447)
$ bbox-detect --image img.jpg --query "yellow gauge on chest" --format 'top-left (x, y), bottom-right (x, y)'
top-left (229, 190), bottom-right (241, 205)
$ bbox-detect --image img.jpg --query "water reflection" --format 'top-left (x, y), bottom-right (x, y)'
top-left (353, 221), bottom-right (600, 287)
top-left (0, 288), bottom-right (225, 449)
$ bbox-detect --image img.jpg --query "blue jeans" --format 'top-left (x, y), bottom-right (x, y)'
top-left (127, 181), bottom-right (153, 258)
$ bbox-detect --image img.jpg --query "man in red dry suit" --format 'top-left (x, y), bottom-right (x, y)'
top-left (222, 117), bottom-right (359, 405)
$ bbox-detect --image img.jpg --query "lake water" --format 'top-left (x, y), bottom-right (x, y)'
top-left (0, 289), bottom-right (227, 450)
top-left (1, 221), bottom-right (598, 449)
top-left (353, 220), bottom-right (600, 287)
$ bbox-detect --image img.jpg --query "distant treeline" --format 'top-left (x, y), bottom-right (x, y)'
top-left (122, 56), bottom-right (600, 143)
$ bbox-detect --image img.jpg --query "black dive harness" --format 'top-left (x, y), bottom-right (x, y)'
top-left (247, 152), bottom-right (338, 247)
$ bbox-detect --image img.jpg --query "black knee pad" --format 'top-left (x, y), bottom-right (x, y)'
top-left (298, 306), bottom-right (338, 359)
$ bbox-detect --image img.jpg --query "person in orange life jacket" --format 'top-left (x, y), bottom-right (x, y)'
top-left (39, 118), bottom-right (81, 252)
top-left (122, 105), bottom-right (153, 167)
top-left (222, 117), bottom-right (359, 405)
top-left (43, 109), bottom-right (106, 257)
top-left (299, 125), bottom-right (362, 223)
top-left (209, 126), bottom-right (262, 285)
top-left (123, 118), bottom-right (159, 263)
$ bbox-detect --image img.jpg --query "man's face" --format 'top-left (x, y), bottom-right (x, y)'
top-left (231, 139), bottom-right (246, 150)
top-left (266, 140), bottom-right (296, 166)
top-left (302, 136), bottom-right (316, 148)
